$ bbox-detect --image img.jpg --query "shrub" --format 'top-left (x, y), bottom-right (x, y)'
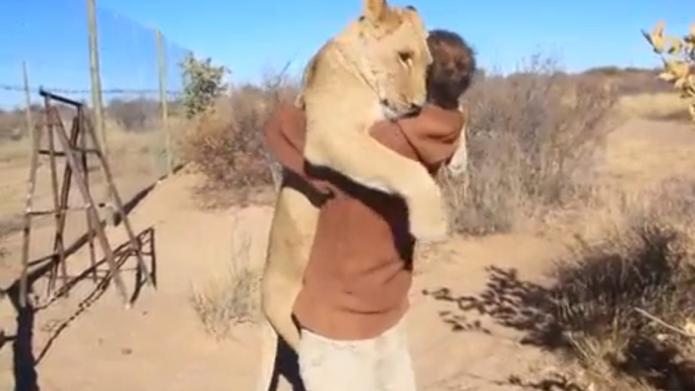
top-left (180, 54), bottom-right (228, 119)
top-left (441, 55), bottom-right (617, 235)
top-left (551, 180), bottom-right (695, 389)
top-left (427, 179), bottom-right (695, 390)
top-left (106, 98), bottom-right (159, 132)
top-left (182, 72), bottom-right (299, 190)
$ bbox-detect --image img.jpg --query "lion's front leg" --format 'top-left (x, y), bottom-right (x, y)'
top-left (304, 115), bottom-right (447, 241)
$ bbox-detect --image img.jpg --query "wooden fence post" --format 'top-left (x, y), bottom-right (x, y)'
top-left (86, 0), bottom-right (107, 160)
top-left (156, 29), bottom-right (173, 175)
top-left (22, 61), bottom-right (34, 141)
top-left (86, 0), bottom-right (115, 224)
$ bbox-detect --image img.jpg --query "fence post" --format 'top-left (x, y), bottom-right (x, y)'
top-left (21, 61), bottom-right (34, 141)
top-left (86, 0), bottom-right (107, 161)
top-left (86, 0), bottom-right (115, 225)
top-left (155, 29), bottom-right (173, 175)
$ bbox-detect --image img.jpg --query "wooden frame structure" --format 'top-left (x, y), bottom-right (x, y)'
top-left (18, 89), bottom-right (154, 308)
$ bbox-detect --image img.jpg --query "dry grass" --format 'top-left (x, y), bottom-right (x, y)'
top-left (617, 93), bottom-right (690, 122)
top-left (189, 233), bottom-right (261, 340)
top-left (0, 113), bottom-right (182, 171)
top-left (441, 56), bottom-right (618, 235)
top-left (549, 179), bottom-right (695, 390)
top-left (0, 137), bottom-right (30, 164)
top-left (429, 179), bottom-right (695, 390)
top-left (582, 66), bottom-right (671, 96)
top-left (190, 267), bottom-right (261, 340)
top-left (0, 111), bottom-right (186, 238)
top-left (0, 101), bottom-right (189, 168)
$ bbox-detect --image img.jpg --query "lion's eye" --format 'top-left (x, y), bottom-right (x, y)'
top-left (398, 51), bottom-right (413, 66)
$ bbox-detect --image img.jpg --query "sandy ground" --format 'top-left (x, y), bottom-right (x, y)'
top-left (0, 118), bottom-right (693, 390)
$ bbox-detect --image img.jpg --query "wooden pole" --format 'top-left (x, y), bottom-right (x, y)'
top-left (19, 61), bottom-right (36, 308)
top-left (80, 107), bottom-right (98, 283)
top-left (43, 94), bottom-right (64, 298)
top-left (86, 0), bottom-right (107, 161)
top-left (155, 29), bottom-right (173, 175)
top-left (18, 115), bottom-right (43, 308)
top-left (21, 62), bottom-right (33, 141)
top-left (86, 0), bottom-right (115, 225)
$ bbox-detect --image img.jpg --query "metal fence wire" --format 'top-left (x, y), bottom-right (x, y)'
top-left (0, 0), bottom-right (195, 266)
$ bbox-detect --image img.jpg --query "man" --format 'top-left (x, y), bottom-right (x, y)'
top-left (263, 29), bottom-right (476, 390)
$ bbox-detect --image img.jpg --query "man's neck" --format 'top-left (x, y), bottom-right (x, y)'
top-left (428, 96), bottom-right (460, 110)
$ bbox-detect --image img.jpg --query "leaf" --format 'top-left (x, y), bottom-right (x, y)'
top-left (665, 35), bottom-right (684, 54)
top-left (674, 77), bottom-right (687, 90)
top-left (658, 72), bottom-right (677, 82)
top-left (686, 24), bottom-right (695, 45)
top-left (648, 20), bottom-right (667, 53)
top-left (653, 20), bottom-right (666, 37)
top-left (666, 60), bottom-right (690, 79)
top-left (645, 33), bottom-right (665, 53)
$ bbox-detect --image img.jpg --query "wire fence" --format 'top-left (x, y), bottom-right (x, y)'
top-left (0, 0), bottom-right (198, 252)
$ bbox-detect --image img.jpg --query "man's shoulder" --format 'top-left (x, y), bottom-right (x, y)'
top-left (394, 104), bottom-right (465, 169)
top-left (400, 104), bottom-right (464, 145)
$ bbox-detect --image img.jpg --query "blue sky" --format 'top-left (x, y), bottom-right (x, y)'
top-left (0, 0), bottom-right (692, 108)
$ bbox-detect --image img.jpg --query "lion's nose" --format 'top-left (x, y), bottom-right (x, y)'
top-left (409, 102), bottom-right (423, 113)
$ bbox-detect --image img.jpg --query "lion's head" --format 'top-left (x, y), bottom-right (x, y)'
top-left (355, 0), bottom-right (432, 119)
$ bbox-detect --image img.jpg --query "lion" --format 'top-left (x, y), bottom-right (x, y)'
top-left (257, 0), bottom-right (439, 389)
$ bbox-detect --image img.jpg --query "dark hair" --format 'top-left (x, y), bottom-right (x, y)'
top-left (426, 29), bottom-right (477, 109)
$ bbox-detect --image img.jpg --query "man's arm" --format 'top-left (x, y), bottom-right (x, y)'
top-left (263, 102), bottom-right (308, 180)
top-left (262, 102), bottom-right (333, 195)
top-left (263, 102), bottom-right (464, 186)
top-left (370, 104), bottom-right (465, 174)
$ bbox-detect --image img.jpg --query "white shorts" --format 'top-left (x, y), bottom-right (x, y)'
top-left (297, 318), bottom-right (417, 391)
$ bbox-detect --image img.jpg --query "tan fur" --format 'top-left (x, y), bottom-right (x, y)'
top-left (257, 186), bottom-right (319, 391)
top-left (300, 2), bottom-right (446, 241)
top-left (258, 1), bottom-right (439, 389)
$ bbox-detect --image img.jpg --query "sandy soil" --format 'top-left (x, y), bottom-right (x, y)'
top-left (0, 118), bottom-right (692, 390)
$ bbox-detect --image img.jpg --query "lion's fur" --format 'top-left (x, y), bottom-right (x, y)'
top-left (298, 2), bottom-right (448, 242)
top-left (258, 1), bottom-right (443, 389)
top-left (257, 185), bottom-right (319, 391)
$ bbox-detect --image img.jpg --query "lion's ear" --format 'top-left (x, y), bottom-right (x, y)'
top-left (363, 0), bottom-right (390, 22)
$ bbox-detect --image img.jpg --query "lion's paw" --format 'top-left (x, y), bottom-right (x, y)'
top-left (407, 187), bottom-right (448, 242)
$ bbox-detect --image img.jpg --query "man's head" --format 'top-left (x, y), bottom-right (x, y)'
top-left (426, 29), bottom-right (476, 109)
